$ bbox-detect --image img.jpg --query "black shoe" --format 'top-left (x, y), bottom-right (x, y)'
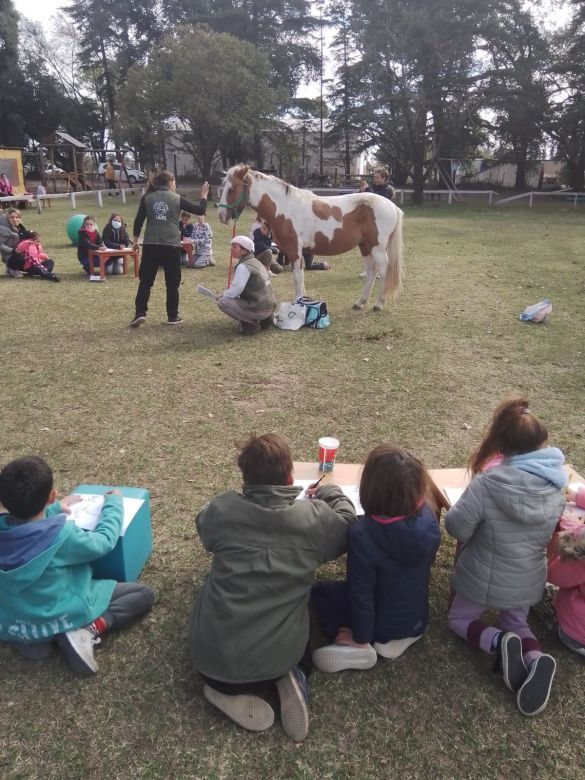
top-left (129, 314), bottom-right (146, 328)
top-left (166, 317), bottom-right (184, 324)
top-left (500, 633), bottom-right (527, 692)
top-left (260, 315), bottom-right (273, 330)
top-left (516, 654), bottom-right (556, 716)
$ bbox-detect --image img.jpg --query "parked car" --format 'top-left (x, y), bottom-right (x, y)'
top-left (97, 162), bottom-right (146, 185)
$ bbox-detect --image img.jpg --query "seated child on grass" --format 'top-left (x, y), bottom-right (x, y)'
top-left (187, 433), bottom-right (357, 741)
top-left (10, 231), bottom-right (59, 281)
top-left (179, 210), bottom-right (195, 266)
top-left (0, 456), bottom-right (154, 675)
top-left (311, 444), bottom-right (440, 673)
top-left (101, 213), bottom-right (131, 274)
top-left (191, 214), bottom-right (215, 268)
top-left (547, 485), bottom-right (585, 658)
top-left (445, 396), bottom-right (567, 717)
top-left (77, 215), bottom-right (105, 274)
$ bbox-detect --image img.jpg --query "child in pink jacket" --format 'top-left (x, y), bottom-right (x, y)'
top-left (547, 485), bottom-right (585, 657)
top-left (12, 232), bottom-right (59, 281)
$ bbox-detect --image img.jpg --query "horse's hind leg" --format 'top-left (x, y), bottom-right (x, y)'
top-left (353, 254), bottom-right (377, 310)
top-left (372, 247), bottom-right (389, 311)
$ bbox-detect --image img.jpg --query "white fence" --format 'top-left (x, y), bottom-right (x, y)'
top-left (494, 191), bottom-right (585, 207)
top-left (1, 188), bottom-right (144, 213)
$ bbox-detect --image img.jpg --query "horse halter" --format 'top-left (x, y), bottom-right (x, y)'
top-left (218, 177), bottom-right (250, 221)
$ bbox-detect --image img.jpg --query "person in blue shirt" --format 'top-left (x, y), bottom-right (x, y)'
top-left (0, 456), bottom-right (154, 675)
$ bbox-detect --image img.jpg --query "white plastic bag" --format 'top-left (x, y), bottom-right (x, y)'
top-left (519, 299), bottom-right (552, 323)
top-left (274, 302), bottom-right (306, 330)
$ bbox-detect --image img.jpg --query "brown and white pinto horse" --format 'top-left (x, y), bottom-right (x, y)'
top-left (217, 164), bottom-right (404, 311)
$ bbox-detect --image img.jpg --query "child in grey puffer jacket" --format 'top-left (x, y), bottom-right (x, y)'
top-left (445, 397), bottom-right (566, 717)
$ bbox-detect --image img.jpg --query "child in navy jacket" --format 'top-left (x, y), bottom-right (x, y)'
top-left (311, 444), bottom-right (440, 672)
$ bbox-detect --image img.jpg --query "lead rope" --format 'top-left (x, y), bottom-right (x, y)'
top-left (218, 185), bottom-right (250, 288)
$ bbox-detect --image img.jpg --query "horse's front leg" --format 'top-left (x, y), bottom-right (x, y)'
top-left (291, 258), bottom-right (305, 300)
top-left (353, 254), bottom-right (376, 310)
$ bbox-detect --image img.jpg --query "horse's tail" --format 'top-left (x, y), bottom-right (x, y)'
top-left (384, 207), bottom-right (404, 300)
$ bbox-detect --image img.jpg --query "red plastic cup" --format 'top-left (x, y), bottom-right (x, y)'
top-left (318, 437), bottom-right (339, 472)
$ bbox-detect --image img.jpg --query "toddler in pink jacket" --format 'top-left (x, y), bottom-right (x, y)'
top-left (547, 485), bottom-right (585, 657)
top-left (12, 232), bottom-right (59, 281)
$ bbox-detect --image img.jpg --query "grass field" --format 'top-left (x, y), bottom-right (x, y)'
top-left (1, 193), bottom-right (584, 779)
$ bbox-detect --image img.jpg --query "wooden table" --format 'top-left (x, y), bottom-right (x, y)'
top-left (87, 247), bottom-right (140, 280)
top-left (181, 240), bottom-right (194, 268)
top-left (428, 464), bottom-right (584, 511)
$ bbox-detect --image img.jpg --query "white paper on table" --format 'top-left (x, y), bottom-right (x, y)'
top-left (69, 494), bottom-right (144, 536)
top-left (443, 487), bottom-right (466, 507)
top-left (293, 480), bottom-right (364, 515)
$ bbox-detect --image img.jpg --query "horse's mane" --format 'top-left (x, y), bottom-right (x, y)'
top-left (249, 168), bottom-right (314, 203)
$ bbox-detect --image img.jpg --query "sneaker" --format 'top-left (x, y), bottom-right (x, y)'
top-left (500, 632), bottom-right (527, 692)
top-left (10, 641), bottom-right (54, 660)
top-left (374, 634), bottom-right (423, 660)
top-left (130, 314), bottom-right (146, 328)
top-left (260, 315), bottom-right (273, 330)
top-left (312, 643), bottom-right (377, 673)
top-left (558, 627), bottom-right (585, 657)
top-left (203, 685), bottom-right (274, 732)
top-left (276, 667), bottom-right (309, 742)
top-left (516, 654), bottom-right (556, 716)
top-left (8, 268), bottom-right (23, 278)
top-left (56, 627), bottom-right (99, 675)
top-left (166, 317), bottom-right (184, 324)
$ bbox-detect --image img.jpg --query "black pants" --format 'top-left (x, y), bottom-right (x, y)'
top-left (135, 244), bottom-right (182, 320)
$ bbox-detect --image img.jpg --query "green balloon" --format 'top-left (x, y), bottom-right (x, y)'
top-left (66, 214), bottom-right (87, 246)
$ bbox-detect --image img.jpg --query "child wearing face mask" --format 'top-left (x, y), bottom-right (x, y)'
top-left (77, 215), bottom-right (105, 275)
top-left (102, 214), bottom-right (130, 274)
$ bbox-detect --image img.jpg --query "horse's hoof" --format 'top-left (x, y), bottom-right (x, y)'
top-left (352, 302), bottom-right (364, 310)
top-left (372, 304), bottom-right (383, 312)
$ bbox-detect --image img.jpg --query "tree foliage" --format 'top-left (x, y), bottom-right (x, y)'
top-left (119, 26), bottom-right (281, 179)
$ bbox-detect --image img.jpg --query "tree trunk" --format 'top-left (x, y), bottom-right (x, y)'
top-left (566, 159), bottom-right (585, 191)
top-left (411, 160), bottom-right (425, 205)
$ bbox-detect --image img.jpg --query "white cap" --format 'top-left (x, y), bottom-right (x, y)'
top-left (231, 235), bottom-right (254, 253)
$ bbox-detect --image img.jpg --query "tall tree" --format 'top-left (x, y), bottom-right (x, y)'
top-left (120, 26), bottom-right (279, 179)
top-left (0, 0), bottom-right (26, 146)
top-left (343, 0), bottom-right (501, 203)
top-left (480, 3), bottom-right (550, 189)
top-left (161, 0), bottom-right (320, 96)
top-left (66, 0), bottom-right (162, 150)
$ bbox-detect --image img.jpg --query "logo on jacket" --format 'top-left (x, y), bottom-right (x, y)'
top-left (154, 201), bottom-right (169, 220)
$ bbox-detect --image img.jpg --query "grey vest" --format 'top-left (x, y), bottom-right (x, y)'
top-left (143, 188), bottom-right (181, 246)
top-left (238, 255), bottom-right (275, 312)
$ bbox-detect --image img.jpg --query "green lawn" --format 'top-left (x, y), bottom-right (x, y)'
top-left (1, 194), bottom-right (584, 779)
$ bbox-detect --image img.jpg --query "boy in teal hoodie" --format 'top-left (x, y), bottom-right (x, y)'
top-left (0, 456), bottom-right (154, 675)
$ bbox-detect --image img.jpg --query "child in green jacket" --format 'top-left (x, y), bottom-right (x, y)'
top-left (0, 456), bottom-right (154, 675)
top-left (188, 433), bottom-right (357, 741)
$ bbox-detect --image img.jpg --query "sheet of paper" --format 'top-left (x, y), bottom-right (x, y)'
top-left (293, 481), bottom-right (363, 514)
top-left (69, 494), bottom-right (144, 537)
top-left (444, 487), bottom-right (465, 507)
top-left (196, 283), bottom-right (219, 300)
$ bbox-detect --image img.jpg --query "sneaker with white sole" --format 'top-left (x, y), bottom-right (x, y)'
top-left (516, 654), bottom-right (556, 716)
top-left (374, 634), bottom-right (423, 659)
top-left (129, 314), bottom-right (146, 328)
top-left (203, 685), bottom-right (274, 732)
top-left (166, 317), bottom-right (184, 324)
top-left (312, 643), bottom-right (377, 673)
top-left (56, 627), bottom-right (99, 675)
top-left (8, 268), bottom-right (24, 278)
top-left (276, 667), bottom-right (309, 742)
top-left (500, 632), bottom-right (527, 692)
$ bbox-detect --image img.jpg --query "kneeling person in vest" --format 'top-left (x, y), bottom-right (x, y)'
top-left (218, 236), bottom-right (276, 334)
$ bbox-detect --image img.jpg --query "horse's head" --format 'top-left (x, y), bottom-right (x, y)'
top-left (217, 164), bottom-right (252, 225)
